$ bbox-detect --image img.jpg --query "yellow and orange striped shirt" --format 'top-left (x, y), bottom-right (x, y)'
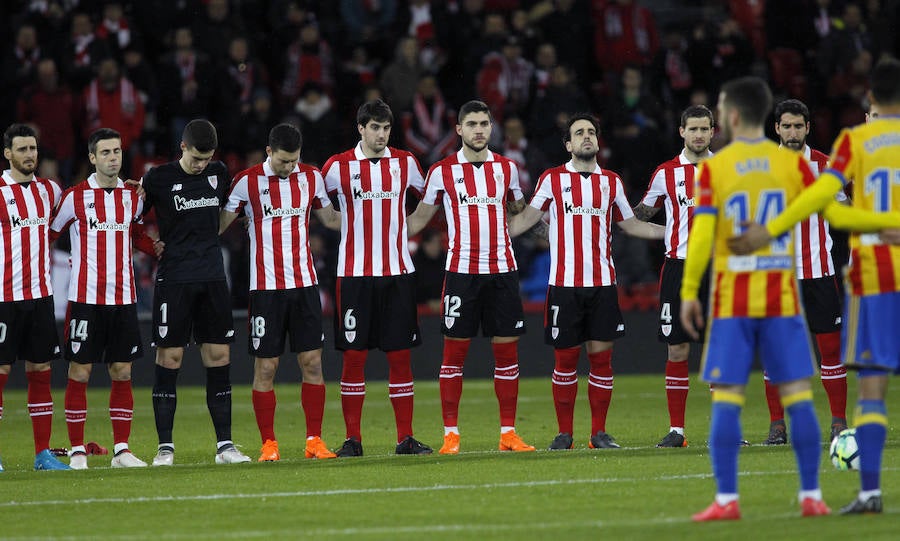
top-left (687, 138), bottom-right (815, 318)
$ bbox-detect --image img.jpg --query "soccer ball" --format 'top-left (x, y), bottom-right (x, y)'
top-left (830, 428), bottom-right (860, 470)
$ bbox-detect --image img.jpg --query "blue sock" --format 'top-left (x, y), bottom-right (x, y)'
top-left (786, 399), bottom-right (821, 492)
top-left (710, 399), bottom-right (742, 495)
top-left (856, 400), bottom-right (887, 492)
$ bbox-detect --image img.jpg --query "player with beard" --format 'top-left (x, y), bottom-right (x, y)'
top-left (508, 114), bottom-right (664, 450)
top-left (761, 99), bottom-right (848, 446)
top-left (0, 124), bottom-right (68, 471)
top-left (322, 100), bottom-right (433, 457)
top-left (633, 105), bottom-right (714, 448)
top-left (407, 100), bottom-right (535, 454)
top-left (142, 119), bottom-right (250, 466)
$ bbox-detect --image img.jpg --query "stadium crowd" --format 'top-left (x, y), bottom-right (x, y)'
top-left (5, 0), bottom-right (898, 311)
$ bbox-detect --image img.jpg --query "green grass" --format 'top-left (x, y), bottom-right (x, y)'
top-left (0, 372), bottom-right (896, 540)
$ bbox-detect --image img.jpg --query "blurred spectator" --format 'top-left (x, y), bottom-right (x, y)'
top-left (531, 0), bottom-right (593, 84)
top-left (241, 88), bottom-right (276, 156)
top-left (217, 35), bottom-right (269, 154)
top-left (192, 0), bottom-right (245, 64)
top-left (603, 64), bottom-right (665, 190)
top-left (402, 74), bottom-right (457, 167)
top-left (279, 22), bottom-right (334, 110)
top-left (122, 45), bottom-right (160, 159)
top-left (531, 42), bottom-right (557, 101)
top-left (528, 65), bottom-right (590, 165)
top-left (508, 8), bottom-right (540, 59)
top-left (82, 57), bottom-right (145, 160)
top-left (764, 0), bottom-right (826, 56)
top-left (1, 24), bottom-right (43, 129)
top-left (339, 0), bottom-right (397, 60)
top-left (95, 1), bottom-right (133, 59)
top-left (337, 46), bottom-right (378, 110)
top-left (61, 12), bottom-right (111, 92)
top-left (818, 2), bottom-right (878, 79)
top-left (411, 228), bottom-right (446, 311)
top-left (437, 0), bottom-right (487, 103)
top-left (651, 24), bottom-right (694, 114)
top-left (477, 35), bottom-right (534, 122)
top-left (158, 26), bottom-right (216, 153)
top-left (592, 0), bottom-right (660, 76)
top-left (863, 0), bottom-right (899, 61)
top-left (292, 82), bottom-right (340, 167)
top-left (380, 37), bottom-right (424, 114)
top-left (17, 58), bottom-right (78, 187)
top-left (498, 115), bottom-right (550, 196)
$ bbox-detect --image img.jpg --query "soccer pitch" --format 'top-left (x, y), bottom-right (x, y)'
top-left (0, 373), bottom-right (896, 540)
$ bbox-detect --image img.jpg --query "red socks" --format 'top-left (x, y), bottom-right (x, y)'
top-left (340, 349), bottom-right (367, 440)
top-left (664, 360), bottom-right (690, 429)
top-left (109, 379), bottom-right (134, 446)
top-left (252, 389), bottom-right (277, 442)
top-left (588, 350), bottom-right (613, 434)
top-left (552, 347), bottom-right (580, 435)
top-left (387, 349), bottom-right (414, 440)
top-left (65, 378), bottom-right (88, 448)
top-left (27, 370), bottom-right (53, 454)
top-left (816, 331), bottom-right (847, 420)
top-left (301, 382), bottom-right (326, 438)
top-left (764, 372), bottom-right (784, 422)
top-left (492, 341), bottom-right (520, 427)
top-left (439, 339), bottom-right (470, 427)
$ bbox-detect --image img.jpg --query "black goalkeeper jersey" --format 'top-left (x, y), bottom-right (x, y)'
top-left (142, 160), bottom-right (229, 283)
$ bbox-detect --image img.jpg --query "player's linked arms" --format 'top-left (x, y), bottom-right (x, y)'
top-left (632, 202), bottom-right (660, 221)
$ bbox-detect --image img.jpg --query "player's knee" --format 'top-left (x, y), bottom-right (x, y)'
top-left (667, 343), bottom-right (690, 361)
top-left (200, 344), bottom-right (230, 367)
top-left (67, 362), bottom-right (92, 383)
top-left (108, 362), bottom-right (132, 381)
top-left (156, 347), bottom-right (184, 369)
top-left (298, 350), bottom-right (323, 381)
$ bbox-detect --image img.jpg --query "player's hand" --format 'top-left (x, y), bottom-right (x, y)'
top-left (153, 239), bottom-right (165, 258)
top-left (727, 221), bottom-right (771, 255)
top-left (879, 228), bottom-right (900, 245)
top-left (680, 299), bottom-right (704, 341)
top-left (125, 178), bottom-right (146, 200)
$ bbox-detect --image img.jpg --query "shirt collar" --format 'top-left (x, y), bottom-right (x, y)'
top-left (263, 157), bottom-right (299, 178)
top-left (354, 142), bottom-right (392, 160)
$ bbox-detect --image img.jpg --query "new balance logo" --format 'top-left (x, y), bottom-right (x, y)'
top-left (563, 186), bottom-right (572, 193)
top-left (455, 177), bottom-right (465, 184)
top-left (616, 324), bottom-right (625, 331)
top-left (87, 202), bottom-right (95, 208)
top-left (7, 198), bottom-right (15, 205)
top-left (352, 173), bottom-right (361, 180)
top-left (171, 184), bottom-right (182, 191)
top-left (225, 330), bottom-right (235, 338)
top-left (261, 188), bottom-right (269, 195)
top-left (131, 346), bottom-right (139, 354)
top-left (515, 320), bottom-right (524, 329)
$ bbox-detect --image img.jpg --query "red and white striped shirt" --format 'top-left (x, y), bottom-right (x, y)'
top-left (529, 162), bottom-right (633, 287)
top-left (0, 170), bottom-right (61, 301)
top-left (50, 175), bottom-right (143, 304)
top-left (322, 144), bottom-right (424, 277)
top-left (225, 159), bottom-right (330, 291)
top-left (794, 145), bottom-right (843, 279)
top-left (424, 150), bottom-right (523, 274)
top-left (641, 149), bottom-right (711, 259)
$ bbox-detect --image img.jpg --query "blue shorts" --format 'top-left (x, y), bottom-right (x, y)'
top-left (843, 291), bottom-right (900, 374)
top-left (701, 316), bottom-right (816, 385)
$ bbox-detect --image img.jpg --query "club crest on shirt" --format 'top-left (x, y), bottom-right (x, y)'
top-left (345, 331), bottom-right (356, 343)
top-left (158, 325), bottom-right (168, 338)
top-left (494, 172), bottom-right (505, 186)
top-left (70, 342), bottom-right (81, 353)
top-left (444, 317), bottom-right (455, 329)
top-left (390, 167), bottom-right (400, 178)
top-left (252, 337), bottom-right (260, 350)
top-left (551, 327), bottom-right (559, 339)
top-left (661, 324), bottom-right (672, 336)
top-left (208, 175), bottom-right (218, 190)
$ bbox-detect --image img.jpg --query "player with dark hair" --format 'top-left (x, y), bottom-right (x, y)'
top-left (222, 123), bottom-right (341, 461)
top-left (509, 113), bottom-right (665, 450)
top-left (322, 100), bottom-right (433, 457)
top-left (142, 119), bottom-right (250, 466)
top-left (633, 105), bottom-right (714, 447)
top-left (0, 124), bottom-right (69, 471)
top-left (680, 77), bottom-right (832, 520)
top-left (407, 100), bottom-right (535, 455)
top-left (762, 98), bottom-right (847, 446)
top-left (729, 59), bottom-right (900, 515)
top-left (51, 128), bottom-right (159, 469)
